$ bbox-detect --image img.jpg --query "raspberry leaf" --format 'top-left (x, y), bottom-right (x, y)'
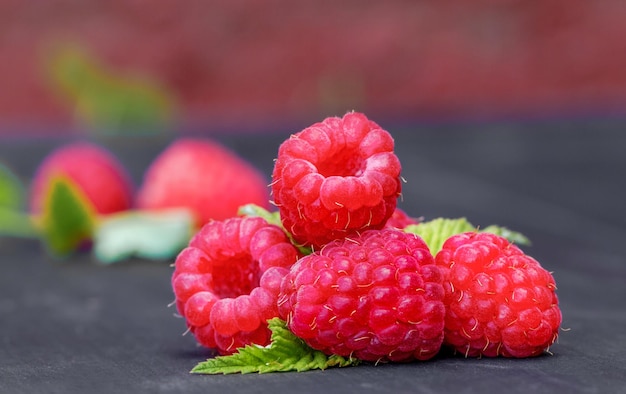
top-left (405, 217), bottom-right (530, 255)
top-left (191, 318), bottom-right (358, 374)
top-left (38, 175), bottom-right (97, 256)
top-left (93, 208), bottom-right (195, 264)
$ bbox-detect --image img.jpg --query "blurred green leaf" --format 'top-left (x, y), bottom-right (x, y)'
top-left (0, 164), bottom-right (37, 237)
top-left (46, 43), bottom-right (176, 136)
top-left (0, 208), bottom-right (36, 237)
top-left (93, 208), bottom-right (195, 264)
top-left (0, 163), bottom-right (24, 210)
top-left (39, 175), bottom-right (96, 257)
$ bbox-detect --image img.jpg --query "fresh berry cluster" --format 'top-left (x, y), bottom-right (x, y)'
top-left (170, 111), bottom-right (562, 364)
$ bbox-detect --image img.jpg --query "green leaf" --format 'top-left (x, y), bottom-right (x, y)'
top-left (46, 43), bottom-right (176, 136)
top-left (0, 163), bottom-right (24, 210)
top-left (0, 207), bottom-right (37, 237)
top-left (0, 164), bottom-right (37, 237)
top-left (191, 318), bottom-right (359, 374)
top-left (39, 175), bottom-right (96, 257)
top-left (93, 208), bottom-right (195, 264)
top-left (405, 217), bottom-right (531, 255)
top-left (238, 204), bottom-right (312, 256)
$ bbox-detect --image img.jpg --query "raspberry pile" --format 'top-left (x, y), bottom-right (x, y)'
top-left (172, 111), bottom-right (561, 364)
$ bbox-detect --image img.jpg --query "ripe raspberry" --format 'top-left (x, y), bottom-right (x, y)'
top-left (137, 138), bottom-right (270, 227)
top-left (277, 228), bottom-right (445, 363)
top-left (30, 142), bottom-right (133, 215)
top-left (435, 232), bottom-right (561, 358)
top-left (271, 112), bottom-right (402, 248)
top-left (172, 216), bottom-right (301, 355)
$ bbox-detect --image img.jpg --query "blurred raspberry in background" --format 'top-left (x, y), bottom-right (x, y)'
top-left (0, 0), bottom-right (625, 136)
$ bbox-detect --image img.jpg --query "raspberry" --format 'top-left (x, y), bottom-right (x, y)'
top-left (172, 216), bottom-right (301, 355)
top-left (29, 142), bottom-right (133, 215)
top-left (277, 228), bottom-right (445, 363)
top-left (137, 138), bottom-right (270, 227)
top-left (271, 112), bottom-right (402, 249)
top-left (435, 232), bottom-right (561, 358)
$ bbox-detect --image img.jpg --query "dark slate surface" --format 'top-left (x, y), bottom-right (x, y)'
top-left (1, 118), bottom-right (625, 394)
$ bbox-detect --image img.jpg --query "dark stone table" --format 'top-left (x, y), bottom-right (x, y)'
top-left (1, 117), bottom-right (625, 393)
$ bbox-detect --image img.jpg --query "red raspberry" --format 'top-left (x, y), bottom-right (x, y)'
top-left (277, 228), bottom-right (445, 363)
top-left (172, 216), bottom-right (301, 355)
top-left (271, 112), bottom-right (402, 249)
top-left (435, 232), bottom-right (562, 358)
top-left (30, 142), bottom-right (133, 215)
top-left (137, 138), bottom-right (270, 228)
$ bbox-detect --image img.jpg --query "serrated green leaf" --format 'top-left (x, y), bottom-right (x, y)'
top-left (238, 204), bottom-right (312, 256)
top-left (93, 208), bottom-right (195, 264)
top-left (39, 175), bottom-right (96, 257)
top-left (191, 318), bottom-right (359, 375)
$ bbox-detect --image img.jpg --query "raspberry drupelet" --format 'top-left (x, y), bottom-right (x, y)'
top-left (277, 228), bottom-right (446, 363)
top-left (172, 216), bottom-right (301, 355)
top-left (271, 112), bottom-right (402, 249)
top-left (435, 232), bottom-right (562, 358)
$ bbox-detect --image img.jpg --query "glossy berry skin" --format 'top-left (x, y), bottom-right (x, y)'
top-left (172, 216), bottom-right (301, 355)
top-left (271, 112), bottom-right (402, 249)
top-left (435, 232), bottom-right (561, 358)
top-left (137, 138), bottom-right (270, 227)
top-left (278, 228), bottom-right (445, 363)
top-left (30, 142), bottom-right (133, 215)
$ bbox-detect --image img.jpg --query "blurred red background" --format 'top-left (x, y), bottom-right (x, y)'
top-left (1, 0), bottom-right (625, 136)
